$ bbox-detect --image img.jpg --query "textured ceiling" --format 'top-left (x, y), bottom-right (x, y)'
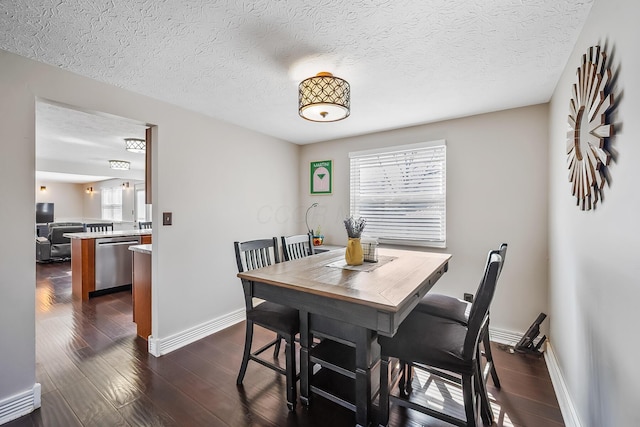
top-left (2, 0), bottom-right (593, 146)
top-left (36, 101), bottom-right (147, 182)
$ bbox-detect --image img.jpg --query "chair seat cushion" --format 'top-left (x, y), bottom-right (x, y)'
top-left (379, 311), bottom-right (473, 374)
top-left (247, 301), bottom-right (299, 336)
top-left (415, 294), bottom-right (470, 325)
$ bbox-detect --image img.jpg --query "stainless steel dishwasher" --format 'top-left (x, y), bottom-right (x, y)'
top-left (94, 236), bottom-right (141, 291)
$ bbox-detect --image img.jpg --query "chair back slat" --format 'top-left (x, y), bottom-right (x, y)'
top-left (234, 238), bottom-right (280, 312)
top-left (281, 234), bottom-right (314, 261)
top-left (243, 246), bottom-right (275, 270)
top-left (463, 252), bottom-right (503, 358)
top-left (84, 223), bottom-right (114, 232)
top-left (496, 243), bottom-right (507, 277)
top-left (234, 238), bottom-right (279, 273)
top-left (469, 243), bottom-right (507, 299)
top-left (260, 247), bottom-right (272, 267)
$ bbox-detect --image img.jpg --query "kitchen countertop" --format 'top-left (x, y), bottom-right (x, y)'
top-left (129, 244), bottom-right (152, 254)
top-left (63, 229), bottom-right (152, 239)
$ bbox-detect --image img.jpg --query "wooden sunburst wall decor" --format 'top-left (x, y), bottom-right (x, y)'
top-left (567, 45), bottom-right (614, 211)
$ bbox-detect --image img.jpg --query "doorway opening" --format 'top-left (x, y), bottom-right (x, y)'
top-left (34, 100), bottom-right (155, 392)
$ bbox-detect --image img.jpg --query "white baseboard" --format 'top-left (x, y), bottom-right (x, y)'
top-left (490, 331), bottom-right (581, 427)
top-left (0, 383), bottom-right (41, 425)
top-left (488, 326), bottom-right (522, 346)
top-left (490, 325), bottom-right (552, 352)
top-left (145, 317), bottom-right (522, 357)
top-left (544, 341), bottom-right (582, 427)
top-left (148, 308), bottom-right (245, 357)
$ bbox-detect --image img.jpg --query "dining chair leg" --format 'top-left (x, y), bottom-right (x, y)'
top-left (482, 324), bottom-right (500, 388)
top-left (398, 361), bottom-right (406, 394)
top-left (475, 354), bottom-right (493, 426)
top-left (462, 374), bottom-right (477, 427)
top-left (405, 362), bottom-right (413, 394)
top-left (379, 356), bottom-right (391, 426)
top-left (285, 338), bottom-right (297, 411)
top-left (237, 320), bottom-right (254, 384)
top-left (299, 311), bottom-right (311, 406)
top-left (274, 334), bottom-right (282, 358)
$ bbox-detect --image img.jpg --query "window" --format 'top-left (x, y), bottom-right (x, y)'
top-left (135, 188), bottom-right (148, 222)
top-left (101, 187), bottom-right (123, 221)
top-left (349, 140), bottom-right (446, 248)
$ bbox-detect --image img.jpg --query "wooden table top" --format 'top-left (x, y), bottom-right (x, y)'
top-left (238, 247), bottom-right (451, 312)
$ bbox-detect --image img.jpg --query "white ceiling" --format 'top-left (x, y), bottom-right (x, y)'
top-left (2, 0), bottom-right (593, 173)
top-left (35, 101), bottom-right (148, 183)
top-left (36, 171), bottom-right (114, 184)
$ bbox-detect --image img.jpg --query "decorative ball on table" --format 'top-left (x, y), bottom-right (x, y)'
top-left (343, 216), bottom-right (366, 266)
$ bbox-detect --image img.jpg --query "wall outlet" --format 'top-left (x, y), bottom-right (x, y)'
top-left (463, 293), bottom-right (474, 303)
top-left (163, 212), bottom-right (172, 226)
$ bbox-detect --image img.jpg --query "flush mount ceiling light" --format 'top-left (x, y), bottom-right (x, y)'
top-left (125, 138), bottom-right (146, 153)
top-left (109, 160), bottom-right (130, 170)
top-left (299, 72), bottom-right (350, 122)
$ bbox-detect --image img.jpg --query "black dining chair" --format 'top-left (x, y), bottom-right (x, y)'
top-left (84, 222), bottom-right (114, 232)
top-left (138, 221), bottom-right (152, 229)
top-left (233, 238), bottom-right (299, 411)
top-left (378, 251), bottom-right (503, 427)
top-left (413, 242), bottom-right (507, 419)
top-left (281, 233), bottom-right (315, 261)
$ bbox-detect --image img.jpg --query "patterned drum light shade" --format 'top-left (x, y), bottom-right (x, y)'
top-left (109, 160), bottom-right (130, 170)
top-left (299, 72), bottom-right (350, 122)
top-left (125, 138), bottom-right (146, 153)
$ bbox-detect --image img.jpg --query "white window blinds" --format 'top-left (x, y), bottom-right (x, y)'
top-left (101, 187), bottom-right (123, 221)
top-left (349, 140), bottom-right (446, 248)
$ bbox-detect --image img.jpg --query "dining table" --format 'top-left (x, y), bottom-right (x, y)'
top-left (237, 246), bottom-right (451, 427)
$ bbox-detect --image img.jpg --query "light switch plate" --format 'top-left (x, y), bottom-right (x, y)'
top-left (163, 212), bottom-right (172, 226)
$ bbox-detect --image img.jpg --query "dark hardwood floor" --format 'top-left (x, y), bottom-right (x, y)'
top-left (7, 261), bottom-right (564, 426)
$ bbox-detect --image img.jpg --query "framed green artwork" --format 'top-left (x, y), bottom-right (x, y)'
top-left (310, 160), bottom-right (332, 195)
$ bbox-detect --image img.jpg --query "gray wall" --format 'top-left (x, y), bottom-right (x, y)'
top-left (0, 50), bottom-right (37, 411)
top-left (548, 0), bottom-right (640, 425)
top-left (82, 178), bottom-right (143, 226)
top-left (35, 181), bottom-right (84, 221)
top-left (0, 49), bottom-right (300, 408)
top-left (300, 104), bottom-right (549, 336)
top-left (7, 0), bottom-right (638, 421)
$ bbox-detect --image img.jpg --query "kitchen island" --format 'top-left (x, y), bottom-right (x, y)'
top-left (64, 229), bottom-right (152, 300)
top-left (129, 244), bottom-right (152, 339)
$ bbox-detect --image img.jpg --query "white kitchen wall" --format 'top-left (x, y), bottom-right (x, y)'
top-left (0, 52), bottom-right (37, 420)
top-left (34, 179), bottom-right (141, 227)
top-left (548, 0), bottom-right (640, 425)
top-left (82, 178), bottom-right (142, 228)
top-left (34, 181), bottom-right (84, 221)
top-left (300, 104), bottom-right (549, 337)
top-left (0, 48), bottom-right (299, 417)
top-left (9, 1), bottom-right (638, 419)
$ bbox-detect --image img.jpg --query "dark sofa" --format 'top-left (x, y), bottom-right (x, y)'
top-left (36, 222), bottom-right (85, 262)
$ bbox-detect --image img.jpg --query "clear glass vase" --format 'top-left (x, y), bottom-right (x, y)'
top-left (345, 237), bottom-right (364, 266)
